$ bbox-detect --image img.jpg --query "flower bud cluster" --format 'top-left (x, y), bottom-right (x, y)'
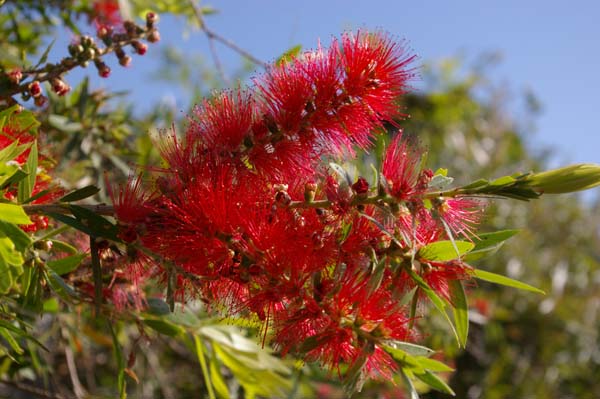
top-left (111, 31), bottom-right (484, 383)
top-left (0, 12), bottom-right (159, 107)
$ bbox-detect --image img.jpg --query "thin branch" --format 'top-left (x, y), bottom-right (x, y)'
top-left (64, 344), bottom-right (87, 399)
top-left (187, 0), bottom-right (268, 69)
top-left (1, 24), bottom-right (158, 101)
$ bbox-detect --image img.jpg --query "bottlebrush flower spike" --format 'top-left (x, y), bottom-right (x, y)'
top-left (108, 31), bottom-right (497, 390)
top-left (382, 133), bottom-right (429, 200)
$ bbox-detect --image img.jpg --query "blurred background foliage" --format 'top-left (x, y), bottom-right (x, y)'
top-left (1, 1), bottom-right (599, 398)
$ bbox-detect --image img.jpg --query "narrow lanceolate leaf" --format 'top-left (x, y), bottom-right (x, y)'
top-left (59, 185), bottom-right (100, 202)
top-left (400, 369), bottom-right (420, 399)
top-left (474, 269), bottom-right (545, 294)
top-left (414, 370), bottom-right (455, 396)
top-left (464, 229), bottom-right (519, 262)
top-left (448, 280), bottom-right (469, 348)
top-left (194, 335), bottom-right (217, 399)
top-left (417, 240), bottom-right (474, 262)
top-left (0, 203), bottom-right (31, 225)
top-left (17, 139), bottom-right (37, 203)
top-left (406, 268), bottom-right (459, 345)
top-left (0, 220), bottom-right (33, 251)
top-left (47, 254), bottom-right (87, 275)
top-left (108, 322), bottom-right (127, 399)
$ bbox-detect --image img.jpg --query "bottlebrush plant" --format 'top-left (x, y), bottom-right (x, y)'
top-left (1, 7), bottom-right (600, 398)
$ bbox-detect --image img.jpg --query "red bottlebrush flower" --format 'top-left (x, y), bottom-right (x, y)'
top-left (433, 196), bottom-right (485, 239)
top-left (421, 260), bottom-right (473, 302)
top-left (325, 174), bottom-right (353, 215)
top-left (339, 31), bottom-right (416, 121)
top-left (382, 133), bottom-right (427, 200)
top-left (257, 60), bottom-right (314, 136)
top-left (189, 90), bottom-right (255, 151)
top-left (91, 0), bottom-right (122, 29)
top-left (108, 175), bottom-right (154, 228)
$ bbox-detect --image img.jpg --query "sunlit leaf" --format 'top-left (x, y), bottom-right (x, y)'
top-left (474, 269), bottom-right (545, 294)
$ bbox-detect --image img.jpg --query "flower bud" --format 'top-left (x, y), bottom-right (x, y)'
top-left (6, 68), bottom-right (22, 85)
top-left (28, 81), bottom-right (42, 97)
top-left (94, 60), bottom-right (111, 78)
top-left (131, 40), bottom-right (147, 55)
top-left (352, 176), bottom-right (369, 195)
top-left (147, 30), bottom-right (161, 43)
top-left (524, 164), bottom-right (600, 194)
top-left (304, 182), bottom-right (317, 202)
top-left (119, 54), bottom-right (132, 67)
top-left (97, 25), bottom-right (112, 39)
top-left (80, 35), bottom-right (94, 47)
top-left (275, 190), bottom-right (291, 207)
top-left (146, 12), bottom-right (158, 28)
top-left (51, 77), bottom-right (70, 96)
top-left (83, 47), bottom-right (97, 60)
top-left (115, 47), bottom-right (131, 67)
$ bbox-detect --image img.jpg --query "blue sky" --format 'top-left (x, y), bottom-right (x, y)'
top-left (64, 1), bottom-right (600, 167)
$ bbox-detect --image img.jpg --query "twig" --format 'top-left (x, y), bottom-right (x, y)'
top-left (64, 344), bottom-right (87, 399)
top-left (186, 0), bottom-right (268, 69)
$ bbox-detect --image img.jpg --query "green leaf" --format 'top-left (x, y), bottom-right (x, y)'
top-left (0, 106), bottom-right (40, 136)
top-left (474, 269), bottom-right (545, 294)
top-left (194, 335), bottom-right (217, 399)
top-left (448, 280), bottom-right (469, 348)
top-left (47, 254), bottom-right (87, 275)
top-left (415, 357), bottom-right (455, 373)
top-left (414, 370), bottom-right (455, 396)
top-left (210, 353), bottom-right (230, 399)
top-left (59, 185), bottom-right (100, 202)
top-left (0, 220), bottom-right (33, 251)
top-left (33, 39), bottom-right (55, 69)
top-left (0, 203), bottom-right (31, 224)
top-left (108, 321), bottom-right (127, 399)
top-left (0, 140), bottom-right (30, 164)
top-left (384, 341), bottom-right (434, 357)
top-left (400, 369), bottom-right (420, 399)
top-left (0, 326), bottom-right (24, 355)
top-left (428, 173), bottom-right (454, 190)
top-left (0, 168), bottom-right (28, 189)
top-left (143, 319), bottom-right (184, 337)
top-left (418, 240), bottom-right (474, 261)
top-left (406, 268), bottom-right (460, 345)
top-left (276, 44), bottom-right (302, 66)
top-left (146, 298), bottom-right (171, 316)
top-left (465, 229), bottom-right (520, 262)
top-left (47, 114), bottom-right (83, 133)
top-left (45, 270), bottom-right (78, 301)
top-left (17, 139), bottom-right (37, 203)
top-left (490, 175), bottom-right (515, 186)
top-left (48, 239), bottom-right (78, 255)
top-left (0, 236), bottom-right (24, 294)
top-left (69, 205), bottom-right (119, 240)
